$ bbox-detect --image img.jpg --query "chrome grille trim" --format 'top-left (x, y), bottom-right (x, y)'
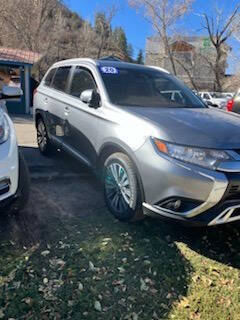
top-left (208, 204), bottom-right (240, 226)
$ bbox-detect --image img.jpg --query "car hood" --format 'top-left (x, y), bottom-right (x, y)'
top-left (125, 107), bottom-right (240, 149)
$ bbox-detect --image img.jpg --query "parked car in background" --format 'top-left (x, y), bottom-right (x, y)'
top-left (222, 92), bottom-right (234, 99)
top-left (34, 58), bottom-right (240, 226)
top-left (198, 92), bottom-right (228, 109)
top-left (0, 86), bottom-right (30, 214)
top-left (227, 89), bottom-right (240, 113)
top-left (160, 90), bottom-right (184, 103)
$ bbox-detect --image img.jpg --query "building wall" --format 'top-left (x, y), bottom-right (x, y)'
top-left (145, 36), bottom-right (228, 90)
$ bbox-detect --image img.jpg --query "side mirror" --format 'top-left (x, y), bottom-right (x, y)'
top-left (80, 89), bottom-right (100, 109)
top-left (2, 85), bottom-right (23, 98)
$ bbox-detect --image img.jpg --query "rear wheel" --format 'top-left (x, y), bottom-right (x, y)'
top-left (103, 152), bottom-right (144, 222)
top-left (37, 119), bottom-right (54, 156)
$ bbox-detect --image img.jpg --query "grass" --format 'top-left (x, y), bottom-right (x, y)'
top-left (1, 200), bottom-right (240, 319)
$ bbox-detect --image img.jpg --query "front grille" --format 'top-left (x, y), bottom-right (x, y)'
top-left (231, 208), bottom-right (240, 218)
top-left (223, 184), bottom-right (240, 201)
top-left (229, 185), bottom-right (240, 193)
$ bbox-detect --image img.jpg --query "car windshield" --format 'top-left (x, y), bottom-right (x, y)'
top-left (210, 92), bottom-right (225, 99)
top-left (99, 66), bottom-right (206, 108)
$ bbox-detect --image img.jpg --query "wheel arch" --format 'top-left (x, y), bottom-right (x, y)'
top-left (35, 109), bottom-right (47, 128)
top-left (97, 142), bottom-right (145, 202)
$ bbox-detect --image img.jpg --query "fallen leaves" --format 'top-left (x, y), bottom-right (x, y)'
top-left (178, 297), bottom-right (190, 308)
top-left (89, 261), bottom-right (100, 272)
top-left (117, 267), bottom-right (125, 273)
top-left (94, 300), bottom-right (102, 312)
top-left (143, 260), bottom-right (151, 266)
top-left (49, 258), bottom-right (66, 270)
top-left (78, 282), bottom-right (83, 291)
top-left (140, 278), bottom-right (149, 291)
top-left (22, 297), bottom-right (33, 306)
top-left (41, 250), bottom-right (50, 257)
top-left (0, 309), bottom-right (4, 319)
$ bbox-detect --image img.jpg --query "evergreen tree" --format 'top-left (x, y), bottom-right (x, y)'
top-left (127, 44), bottom-right (133, 61)
top-left (136, 49), bottom-right (144, 64)
top-left (113, 27), bottom-right (133, 61)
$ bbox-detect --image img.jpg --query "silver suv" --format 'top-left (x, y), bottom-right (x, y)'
top-left (34, 58), bottom-right (240, 226)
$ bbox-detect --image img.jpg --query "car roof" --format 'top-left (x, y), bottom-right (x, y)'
top-left (51, 58), bottom-right (170, 74)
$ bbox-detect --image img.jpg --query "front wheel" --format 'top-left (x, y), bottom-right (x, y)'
top-left (103, 152), bottom-right (144, 222)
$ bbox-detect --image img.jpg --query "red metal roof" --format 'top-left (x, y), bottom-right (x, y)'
top-left (0, 47), bottom-right (42, 65)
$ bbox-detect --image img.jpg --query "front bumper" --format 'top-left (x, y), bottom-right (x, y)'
top-left (0, 113), bottom-right (19, 205)
top-left (135, 139), bottom-right (240, 226)
top-left (143, 200), bottom-right (240, 226)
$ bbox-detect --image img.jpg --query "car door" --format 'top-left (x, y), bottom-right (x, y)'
top-left (47, 66), bottom-right (71, 143)
top-left (63, 66), bottom-right (100, 167)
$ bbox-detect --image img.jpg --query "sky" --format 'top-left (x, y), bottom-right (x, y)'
top-left (67, 0), bottom-right (240, 73)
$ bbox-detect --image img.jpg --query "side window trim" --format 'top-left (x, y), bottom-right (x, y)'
top-left (65, 66), bottom-right (76, 94)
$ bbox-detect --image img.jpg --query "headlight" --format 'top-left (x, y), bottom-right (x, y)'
top-left (0, 111), bottom-right (10, 144)
top-left (152, 138), bottom-right (230, 170)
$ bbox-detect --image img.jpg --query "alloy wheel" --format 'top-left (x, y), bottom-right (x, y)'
top-left (37, 121), bottom-right (47, 151)
top-left (105, 162), bottom-right (132, 213)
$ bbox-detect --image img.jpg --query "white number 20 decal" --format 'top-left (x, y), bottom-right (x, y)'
top-left (100, 67), bottom-right (119, 74)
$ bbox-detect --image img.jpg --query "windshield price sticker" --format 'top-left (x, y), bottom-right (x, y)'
top-left (100, 67), bottom-right (119, 74)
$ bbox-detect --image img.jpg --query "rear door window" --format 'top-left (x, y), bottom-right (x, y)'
top-left (44, 68), bottom-right (56, 87)
top-left (52, 67), bottom-right (71, 92)
top-left (69, 67), bottom-right (96, 98)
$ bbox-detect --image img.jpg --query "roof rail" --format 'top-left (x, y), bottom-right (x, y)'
top-left (148, 65), bottom-right (170, 74)
top-left (98, 56), bottom-right (122, 62)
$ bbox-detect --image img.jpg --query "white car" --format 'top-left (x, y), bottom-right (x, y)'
top-left (198, 92), bottom-right (228, 109)
top-left (0, 86), bottom-right (30, 213)
top-left (160, 90), bottom-right (184, 103)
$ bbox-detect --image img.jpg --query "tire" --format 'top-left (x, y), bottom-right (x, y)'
top-left (37, 119), bottom-right (54, 156)
top-left (11, 151), bottom-right (30, 213)
top-left (103, 152), bottom-right (144, 222)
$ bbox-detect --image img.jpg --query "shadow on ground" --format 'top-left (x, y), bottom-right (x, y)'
top-left (0, 147), bottom-right (240, 268)
top-left (1, 147), bottom-right (240, 269)
top-left (0, 173), bottom-right (191, 319)
top-left (1, 147), bottom-right (240, 318)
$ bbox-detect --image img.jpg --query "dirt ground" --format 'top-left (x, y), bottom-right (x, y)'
top-left (2, 116), bottom-right (240, 320)
top-left (1, 115), bottom-right (105, 245)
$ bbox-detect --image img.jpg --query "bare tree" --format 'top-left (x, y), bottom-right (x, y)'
top-left (0, 0), bottom-right (62, 51)
top-left (201, 5), bottom-right (240, 91)
top-left (93, 5), bottom-right (118, 58)
top-left (129, 0), bottom-right (193, 76)
top-left (0, 0), bottom-right (131, 78)
top-left (0, 0), bottom-right (65, 79)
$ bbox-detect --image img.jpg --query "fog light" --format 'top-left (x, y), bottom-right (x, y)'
top-left (157, 198), bottom-right (203, 214)
top-left (164, 199), bottom-right (181, 211)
